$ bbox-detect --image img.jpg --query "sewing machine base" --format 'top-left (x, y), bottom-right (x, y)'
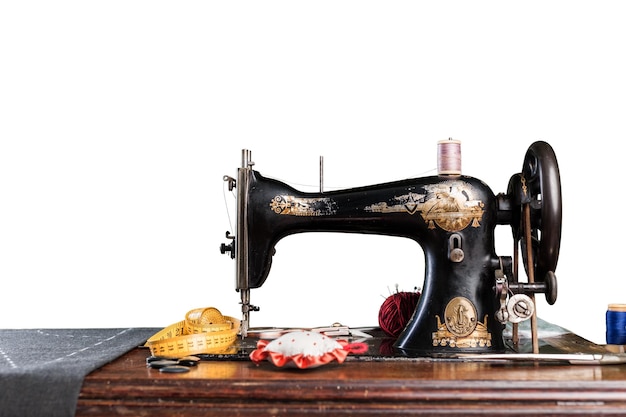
top-left (194, 323), bottom-right (537, 362)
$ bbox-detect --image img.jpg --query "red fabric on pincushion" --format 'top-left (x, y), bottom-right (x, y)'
top-left (250, 331), bottom-right (368, 369)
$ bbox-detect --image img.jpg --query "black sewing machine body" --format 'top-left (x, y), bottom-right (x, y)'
top-left (246, 171), bottom-right (504, 353)
top-left (222, 142), bottom-right (561, 356)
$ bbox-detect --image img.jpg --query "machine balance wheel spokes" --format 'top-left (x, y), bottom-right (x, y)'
top-left (508, 141), bottom-right (562, 305)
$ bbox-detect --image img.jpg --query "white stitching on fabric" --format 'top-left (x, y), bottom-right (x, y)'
top-left (33, 328), bottom-right (133, 365)
top-left (0, 347), bottom-right (17, 369)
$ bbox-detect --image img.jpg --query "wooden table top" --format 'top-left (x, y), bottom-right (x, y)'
top-left (76, 324), bottom-right (626, 416)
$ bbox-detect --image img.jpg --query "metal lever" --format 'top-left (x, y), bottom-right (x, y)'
top-left (507, 271), bottom-right (557, 305)
top-left (458, 353), bottom-right (626, 366)
top-left (448, 234), bottom-right (464, 262)
top-left (223, 175), bottom-right (236, 191)
top-left (220, 231), bottom-right (235, 259)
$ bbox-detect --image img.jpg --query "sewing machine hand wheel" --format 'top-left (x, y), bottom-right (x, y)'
top-left (508, 141), bottom-right (562, 305)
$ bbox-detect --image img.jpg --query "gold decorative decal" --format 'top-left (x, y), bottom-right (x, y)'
top-left (432, 297), bottom-right (492, 348)
top-left (365, 192), bottom-right (426, 215)
top-left (444, 297), bottom-right (477, 337)
top-left (364, 181), bottom-right (484, 232)
top-left (270, 195), bottom-right (337, 216)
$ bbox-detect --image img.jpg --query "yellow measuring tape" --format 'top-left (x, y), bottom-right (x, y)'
top-left (145, 307), bottom-right (240, 358)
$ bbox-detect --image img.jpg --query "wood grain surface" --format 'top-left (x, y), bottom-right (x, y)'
top-left (77, 335), bottom-right (626, 416)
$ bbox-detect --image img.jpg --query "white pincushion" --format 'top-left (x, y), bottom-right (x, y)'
top-left (263, 331), bottom-right (343, 357)
top-left (250, 329), bottom-right (368, 368)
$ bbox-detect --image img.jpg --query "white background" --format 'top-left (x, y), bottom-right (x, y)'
top-left (1, 1), bottom-right (624, 345)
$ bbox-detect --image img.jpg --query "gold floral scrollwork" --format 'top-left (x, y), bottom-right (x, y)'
top-left (364, 181), bottom-right (484, 232)
top-left (269, 195), bottom-right (337, 216)
top-left (419, 183), bottom-right (484, 232)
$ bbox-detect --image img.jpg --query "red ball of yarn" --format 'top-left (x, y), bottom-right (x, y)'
top-left (378, 291), bottom-right (420, 338)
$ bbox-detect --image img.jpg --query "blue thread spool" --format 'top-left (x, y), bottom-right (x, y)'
top-left (606, 304), bottom-right (626, 345)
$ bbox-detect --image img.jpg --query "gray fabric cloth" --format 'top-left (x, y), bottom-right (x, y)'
top-left (0, 328), bottom-right (157, 417)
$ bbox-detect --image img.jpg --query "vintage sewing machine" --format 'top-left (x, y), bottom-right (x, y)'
top-left (220, 140), bottom-right (562, 356)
